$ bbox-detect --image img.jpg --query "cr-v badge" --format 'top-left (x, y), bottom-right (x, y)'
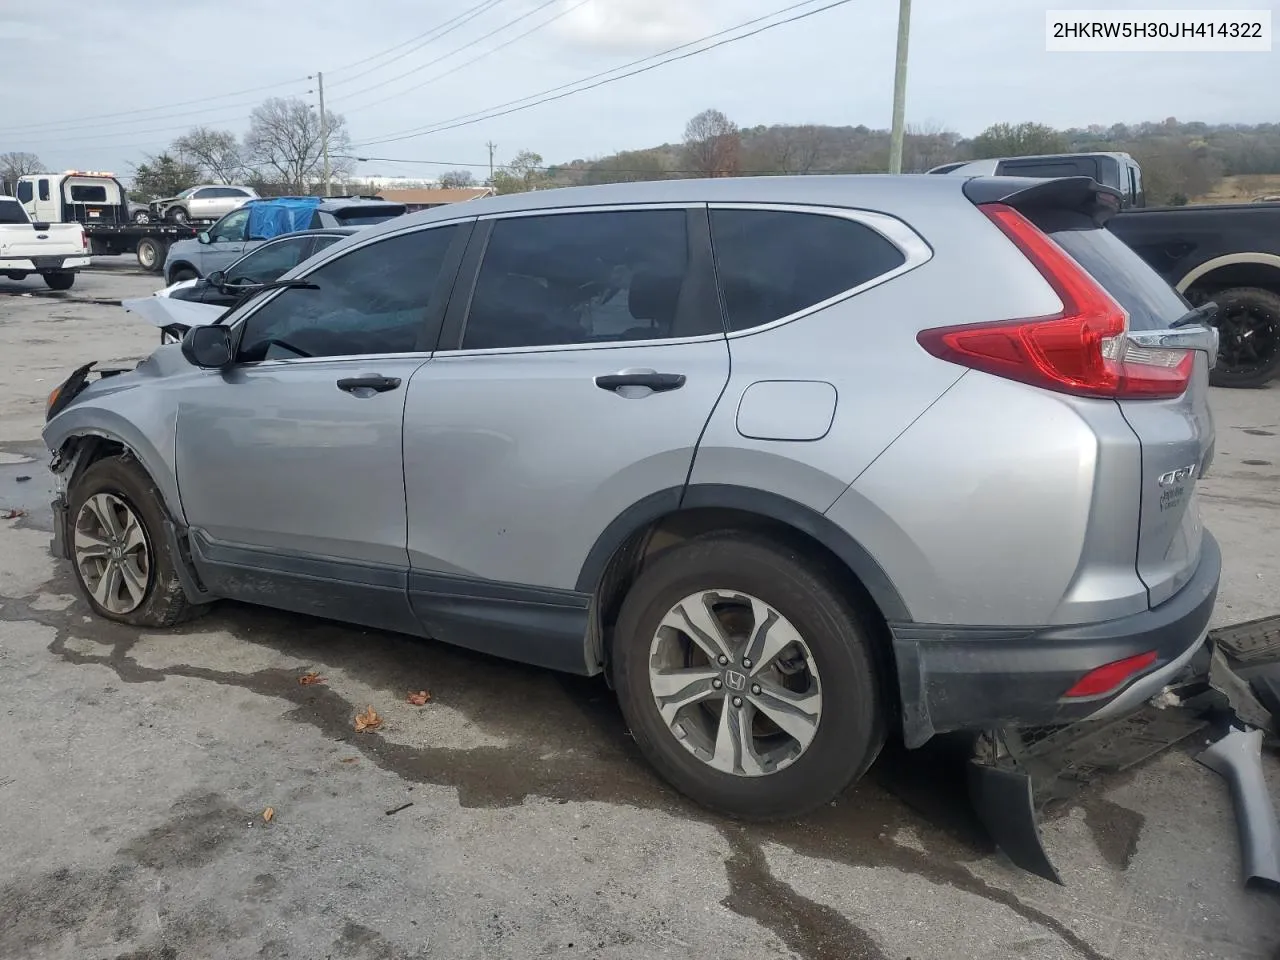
top-left (1158, 464), bottom-right (1196, 487)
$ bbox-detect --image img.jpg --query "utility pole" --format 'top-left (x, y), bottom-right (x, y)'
top-left (887, 0), bottom-right (912, 175)
top-left (317, 71), bottom-right (332, 196)
top-left (486, 141), bottom-right (497, 185)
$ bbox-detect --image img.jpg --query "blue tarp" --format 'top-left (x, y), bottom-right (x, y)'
top-left (246, 196), bottom-right (322, 240)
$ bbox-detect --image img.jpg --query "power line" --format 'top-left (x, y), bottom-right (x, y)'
top-left (352, 0), bottom-right (841, 148)
top-left (330, 0), bottom-right (559, 106)
top-left (335, 0), bottom-right (590, 114)
top-left (337, 153), bottom-right (857, 177)
top-left (326, 0), bottom-right (509, 87)
top-left (0, 78), bottom-right (307, 136)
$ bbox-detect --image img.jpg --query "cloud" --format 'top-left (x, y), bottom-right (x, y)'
top-left (554, 0), bottom-right (711, 52)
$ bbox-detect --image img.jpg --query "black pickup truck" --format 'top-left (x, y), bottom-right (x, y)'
top-left (932, 153), bottom-right (1280, 387)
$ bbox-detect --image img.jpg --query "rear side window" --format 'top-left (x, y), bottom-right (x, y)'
top-left (38, 179), bottom-right (50, 201)
top-left (710, 209), bottom-right (906, 331)
top-left (463, 209), bottom-right (711, 350)
top-left (1051, 227), bottom-right (1187, 330)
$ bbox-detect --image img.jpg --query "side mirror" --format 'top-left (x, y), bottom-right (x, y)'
top-left (180, 325), bottom-right (234, 369)
top-left (206, 270), bottom-right (225, 288)
top-left (197, 231), bottom-right (211, 245)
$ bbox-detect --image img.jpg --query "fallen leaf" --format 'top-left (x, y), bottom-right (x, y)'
top-left (354, 706), bottom-right (382, 733)
top-left (262, 807), bottom-right (274, 823)
top-left (297, 671), bottom-right (326, 686)
top-left (406, 690), bottom-right (432, 706)
top-left (340, 757), bottom-right (358, 763)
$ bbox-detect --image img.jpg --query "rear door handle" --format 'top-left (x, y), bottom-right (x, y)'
top-left (595, 371), bottom-right (686, 393)
top-left (336, 375), bottom-right (402, 394)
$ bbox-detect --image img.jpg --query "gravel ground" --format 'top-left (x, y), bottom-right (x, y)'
top-left (1, 261), bottom-right (1278, 960)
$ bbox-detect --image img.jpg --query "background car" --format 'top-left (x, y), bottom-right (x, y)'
top-left (128, 200), bottom-right (151, 223)
top-left (151, 184), bottom-right (259, 224)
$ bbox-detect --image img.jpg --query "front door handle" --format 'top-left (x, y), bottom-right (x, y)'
top-left (595, 371), bottom-right (686, 393)
top-left (336, 375), bottom-right (402, 394)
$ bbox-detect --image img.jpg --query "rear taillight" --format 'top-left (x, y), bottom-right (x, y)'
top-left (916, 203), bottom-right (1192, 400)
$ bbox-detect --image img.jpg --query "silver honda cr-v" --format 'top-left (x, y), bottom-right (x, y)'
top-left (42, 173), bottom-right (1221, 820)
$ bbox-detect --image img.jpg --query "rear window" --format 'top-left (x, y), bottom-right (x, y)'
top-left (1051, 226), bottom-right (1188, 331)
top-left (69, 184), bottom-right (108, 203)
top-left (334, 212), bottom-right (399, 226)
top-left (710, 209), bottom-right (907, 331)
top-left (0, 199), bottom-right (28, 224)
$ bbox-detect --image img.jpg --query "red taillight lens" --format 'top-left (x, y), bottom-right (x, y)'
top-left (1062, 650), bottom-right (1158, 698)
top-left (916, 204), bottom-right (1192, 400)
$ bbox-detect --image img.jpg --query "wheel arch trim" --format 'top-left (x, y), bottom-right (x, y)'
top-left (574, 483), bottom-right (912, 623)
top-left (1177, 253), bottom-right (1280, 294)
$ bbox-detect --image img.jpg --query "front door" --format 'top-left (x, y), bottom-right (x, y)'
top-left (401, 207), bottom-right (730, 669)
top-left (174, 220), bottom-right (472, 631)
top-left (197, 207), bottom-right (251, 274)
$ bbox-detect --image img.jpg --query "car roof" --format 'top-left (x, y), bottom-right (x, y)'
top-left (257, 226), bottom-right (362, 240)
top-left (349, 173), bottom-right (971, 242)
top-left (315, 197), bottom-right (404, 210)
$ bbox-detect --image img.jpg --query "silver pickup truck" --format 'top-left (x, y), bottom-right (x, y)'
top-left (0, 195), bottom-right (91, 290)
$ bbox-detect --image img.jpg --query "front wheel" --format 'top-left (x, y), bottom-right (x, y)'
top-left (1208, 287), bottom-right (1280, 388)
top-left (133, 210), bottom-right (151, 224)
top-left (169, 267), bottom-right (198, 284)
top-left (43, 271), bottom-right (75, 291)
top-left (613, 531), bottom-right (886, 820)
top-left (167, 206), bottom-right (189, 224)
top-left (67, 457), bottom-right (207, 627)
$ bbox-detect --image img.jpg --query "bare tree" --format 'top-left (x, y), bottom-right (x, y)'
top-left (244, 97), bottom-right (352, 193)
top-left (683, 109), bottom-right (741, 178)
top-left (438, 169), bottom-right (476, 189)
top-left (902, 121), bottom-right (961, 173)
top-left (0, 151), bottom-right (43, 183)
top-left (173, 127), bottom-right (244, 183)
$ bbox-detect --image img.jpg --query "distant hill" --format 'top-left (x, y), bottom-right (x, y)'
top-left (534, 117), bottom-right (1280, 206)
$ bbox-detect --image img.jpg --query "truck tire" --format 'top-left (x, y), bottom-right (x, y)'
top-left (1208, 287), bottom-right (1280, 389)
top-left (136, 237), bottom-right (166, 273)
top-left (612, 531), bottom-right (886, 820)
top-left (43, 271), bottom-right (75, 291)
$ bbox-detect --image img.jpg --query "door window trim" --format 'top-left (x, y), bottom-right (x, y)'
top-left (221, 217), bottom-right (477, 368)
top-left (437, 203), bottom-right (726, 357)
top-left (708, 202), bottom-right (933, 338)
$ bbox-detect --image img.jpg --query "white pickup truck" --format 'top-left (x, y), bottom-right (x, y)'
top-left (0, 195), bottom-right (90, 290)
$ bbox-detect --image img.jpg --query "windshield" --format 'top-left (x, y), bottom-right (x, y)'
top-left (177, 187), bottom-right (196, 199)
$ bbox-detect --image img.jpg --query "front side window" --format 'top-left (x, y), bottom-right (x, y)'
top-left (710, 209), bottom-right (907, 332)
top-left (194, 187), bottom-right (220, 199)
top-left (461, 209), bottom-right (698, 351)
top-left (236, 225), bottom-right (460, 362)
top-left (226, 237), bottom-right (313, 284)
top-left (16, 181), bottom-right (32, 204)
top-left (209, 207), bottom-right (250, 243)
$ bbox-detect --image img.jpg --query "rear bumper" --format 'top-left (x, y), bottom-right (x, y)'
top-left (892, 531), bottom-right (1222, 748)
top-left (0, 256), bottom-right (89, 271)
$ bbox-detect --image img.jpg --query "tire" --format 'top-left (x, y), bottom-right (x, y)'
top-left (1207, 287), bottom-right (1280, 388)
top-left (167, 206), bottom-right (189, 224)
top-left (612, 531), bottom-right (886, 820)
top-left (136, 237), bottom-right (165, 273)
top-left (133, 210), bottom-right (151, 224)
top-left (67, 457), bottom-right (207, 627)
top-left (43, 271), bottom-right (75, 291)
top-left (169, 267), bottom-right (198, 284)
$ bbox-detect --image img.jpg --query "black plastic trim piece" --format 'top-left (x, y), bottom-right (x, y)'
top-left (573, 483), bottom-right (911, 623)
top-left (893, 531), bottom-right (1221, 747)
top-left (408, 570), bottom-right (593, 675)
top-left (961, 176), bottom-right (1124, 227)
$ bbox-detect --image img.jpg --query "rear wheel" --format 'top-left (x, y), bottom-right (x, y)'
top-left (43, 271), bottom-right (75, 291)
top-left (136, 237), bottom-right (165, 273)
top-left (1207, 287), bottom-right (1280, 388)
top-left (613, 531), bottom-right (885, 820)
top-left (67, 457), bottom-right (207, 627)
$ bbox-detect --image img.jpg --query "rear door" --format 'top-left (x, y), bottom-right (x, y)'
top-left (1049, 225), bottom-right (1215, 606)
top-left (401, 205), bottom-right (729, 605)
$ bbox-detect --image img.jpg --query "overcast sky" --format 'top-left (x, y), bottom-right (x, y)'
top-left (1, 0), bottom-right (1274, 180)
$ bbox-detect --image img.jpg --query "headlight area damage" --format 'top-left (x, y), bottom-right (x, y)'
top-left (970, 617), bottom-right (1280, 889)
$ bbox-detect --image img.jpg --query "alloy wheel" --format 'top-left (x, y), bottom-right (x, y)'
top-left (74, 492), bottom-right (151, 614)
top-left (647, 589), bottom-right (823, 777)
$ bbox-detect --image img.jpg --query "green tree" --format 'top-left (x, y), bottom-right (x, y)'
top-left (970, 122), bottom-right (1067, 158)
top-left (492, 150), bottom-right (551, 194)
top-left (130, 153), bottom-right (201, 200)
top-left (582, 149), bottom-right (668, 184)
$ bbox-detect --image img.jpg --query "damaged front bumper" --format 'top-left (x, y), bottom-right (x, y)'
top-left (969, 616), bottom-right (1280, 888)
